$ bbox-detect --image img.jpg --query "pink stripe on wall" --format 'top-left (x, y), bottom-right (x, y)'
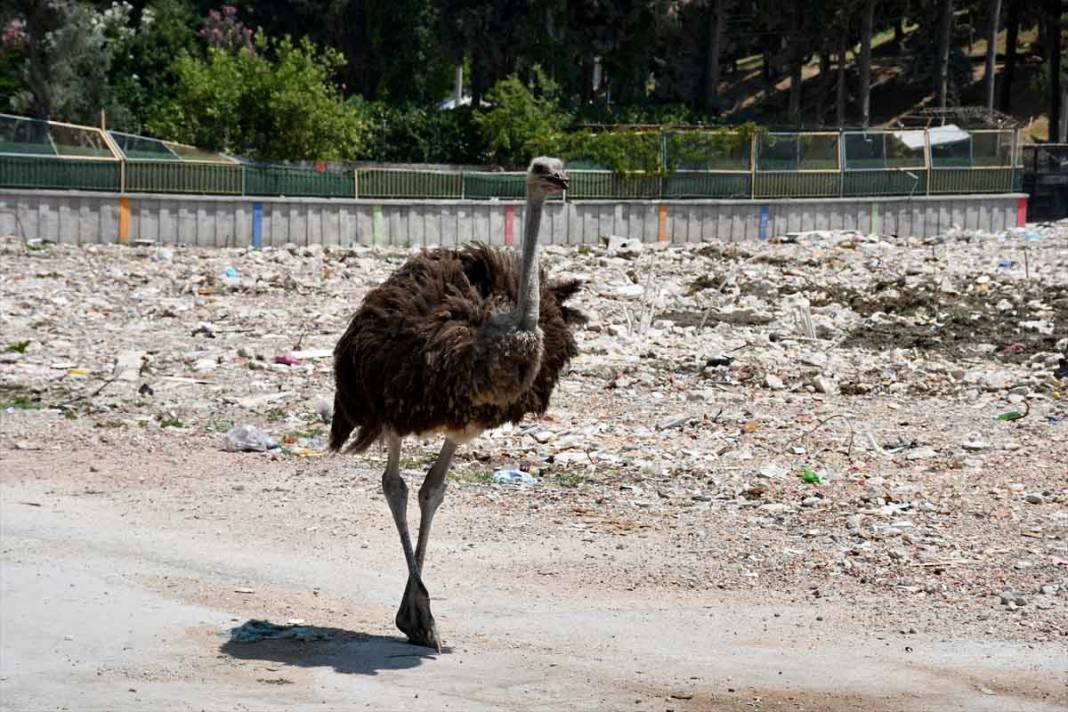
top-left (1017, 197), bottom-right (1027, 226)
top-left (505, 205), bottom-right (515, 246)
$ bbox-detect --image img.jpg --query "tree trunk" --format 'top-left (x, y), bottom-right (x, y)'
top-left (836, 35), bottom-right (847, 127)
top-left (997, 0), bottom-right (1021, 111)
top-left (985, 0), bottom-right (1002, 111)
top-left (579, 58), bottom-right (594, 104)
top-left (816, 52), bottom-right (832, 124)
top-left (1048, 0), bottom-right (1062, 141)
top-left (937, 0), bottom-right (954, 111)
top-left (859, 0), bottom-right (875, 128)
top-left (704, 0), bottom-right (726, 111)
top-left (788, 60), bottom-right (803, 125)
top-left (453, 63), bottom-right (464, 108)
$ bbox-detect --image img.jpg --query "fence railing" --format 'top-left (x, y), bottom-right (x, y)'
top-left (0, 127), bottom-right (1024, 201)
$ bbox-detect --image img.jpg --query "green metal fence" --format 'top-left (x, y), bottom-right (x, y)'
top-left (0, 155), bottom-right (120, 191)
top-left (0, 113), bottom-right (1025, 201)
top-left (357, 169), bottom-right (463, 199)
top-left (244, 164), bottom-right (354, 197)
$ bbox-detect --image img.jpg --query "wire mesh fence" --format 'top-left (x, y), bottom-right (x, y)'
top-left (0, 113), bottom-right (1024, 201)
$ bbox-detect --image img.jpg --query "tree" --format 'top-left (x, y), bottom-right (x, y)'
top-left (937, 0), bottom-right (954, 111)
top-left (858, 0), bottom-right (874, 127)
top-left (108, 0), bottom-right (199, 131)
top-left (997, 0), bottom-right (1021, 111)
top-left (474, 67), bottom-right (568, 168)
top-left (146, 31), bottom-right (367, 159)
top-left (703, 0), bottom-right (726, 112)
top-left (985, 0), bottom-right (1002, 111)
top-left (1046, 0), bottom-right (1061, 141)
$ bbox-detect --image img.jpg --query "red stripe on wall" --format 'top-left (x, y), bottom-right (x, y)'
top-left (505, 205), bottom-right (515, 246)
top-left (1017, 197), bottom-right (1027, 227)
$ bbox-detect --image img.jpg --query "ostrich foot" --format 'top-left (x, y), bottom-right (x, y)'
top-left (396, 576), bottom-right (441, 652)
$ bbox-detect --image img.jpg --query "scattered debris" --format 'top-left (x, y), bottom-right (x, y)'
top-left (223, 425), bottom-right (278, 452)
top-left (229, 619), bottom-right (319, 643)
top-left (491, 469), bottom-right (537, 486)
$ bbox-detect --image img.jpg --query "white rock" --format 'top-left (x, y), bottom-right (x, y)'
top-left (765, 373), bottom-right (785, 390)
top-left (906, 447), bottom-right (938, 460)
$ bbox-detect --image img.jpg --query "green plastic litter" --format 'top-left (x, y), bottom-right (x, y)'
top-left (800, 468), bottom-right (822, 485)
top-left (229, 619), bottom-right (319, 643)
top-left (996, 410), bottom-right (1025, 421)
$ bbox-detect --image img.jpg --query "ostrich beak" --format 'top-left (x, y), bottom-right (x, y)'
top-left (548, 173), bottom-right (569, 190)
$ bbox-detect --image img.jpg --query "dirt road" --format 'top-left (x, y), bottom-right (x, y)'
top-left (1, 437), bottom-right (1064, 712)
top-left (2, 234), bottom-right (1066, 710)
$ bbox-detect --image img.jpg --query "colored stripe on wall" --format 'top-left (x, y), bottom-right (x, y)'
top-left (871, 201), bottom-right (880, 234)
top-left (758, 204), bottom-right (769, 241)
top-left (657, 204), bottom-right (668, 242)
top-left (372, 204), bottom-right (384, 245)
top-left (118, 197), bottom-right (130, 244)
top-left (1017, 197), bottom-right (1027, 226)
top-left (251, 202), bottom-right (263, 248)
top-left (505, 205), bottom-right (515, 246)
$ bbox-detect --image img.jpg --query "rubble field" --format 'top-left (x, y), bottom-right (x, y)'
top-left (1, 226), bottom-right (1066, 711)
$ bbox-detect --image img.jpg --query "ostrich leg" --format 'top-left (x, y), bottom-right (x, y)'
top-left (380, 434), bottom-right (438, 650)
top-left (397, 438), bottom-right (457, 652)
top-left (415, 439), bottom-right (457, 570)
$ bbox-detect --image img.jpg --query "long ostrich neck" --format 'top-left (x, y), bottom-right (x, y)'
top-left (513, 188), bottom-right (545, 331)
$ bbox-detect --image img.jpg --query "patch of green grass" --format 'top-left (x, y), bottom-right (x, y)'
top-left (264, 407), bottom-right (286, 422)
top-left (2, 394), bottom-right (40, 410)
top-left (5, 341), bottom-right (30, 353)
top-left (447, 468), bottom-right (493, 484)
top-left (159, 415), bottom-right (184, 428)
top-left (205, 418), bottom-right (235, 433)
top-left (576, 245), bottom-right (593, 255)
top-left (286, 426), bottom-right (324, 440)
top-left (94, 418), bottom-right (126, 429)
top-left (551, 472), bottom-right (585, 488)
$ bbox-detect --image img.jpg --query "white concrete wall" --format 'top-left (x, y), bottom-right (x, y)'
top-left (0, 189), bottom-right (1025, 247)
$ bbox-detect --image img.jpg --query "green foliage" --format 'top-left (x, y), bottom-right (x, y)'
top-left (664, 123), bottom-right (764, 171)
top-left (0, 46), bottom-right (24, 113)
top-left (475, 67), bottom-right (570, 168)
top-left (5, 340), bottom-right (30, 353)
top-left (145, 32), bottom-right (366, 160)
top-left (556, 130), bottom-right (661, 173)
top-left (9, 2), bottom-right (124, 124)
top-left (107, 0), bottom-right (199, 131)
top-left (2, 393), bottom-right (39, 409)
top-left (360, 103), bottom-right (485, 164)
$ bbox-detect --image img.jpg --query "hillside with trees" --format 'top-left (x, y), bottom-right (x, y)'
top-left (0, 0), bottom-right (1064, 166)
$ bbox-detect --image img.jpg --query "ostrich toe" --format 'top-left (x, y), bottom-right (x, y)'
top-left (396, 576), bottom-right (441, 652)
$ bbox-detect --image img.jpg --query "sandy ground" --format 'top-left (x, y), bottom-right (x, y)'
top-left (1, 231), bottom-right (1067, 710)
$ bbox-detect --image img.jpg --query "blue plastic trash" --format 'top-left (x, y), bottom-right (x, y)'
top-left (491, 468), bottom-right (537, 486)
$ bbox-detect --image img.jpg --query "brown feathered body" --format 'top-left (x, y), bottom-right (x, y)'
top-left (329, 243), bottom-right (584, 453)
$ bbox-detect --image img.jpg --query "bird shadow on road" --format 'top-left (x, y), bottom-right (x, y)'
top-left (220, 621), bottom-right (446, 676)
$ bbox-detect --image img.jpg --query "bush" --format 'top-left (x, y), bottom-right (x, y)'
top-left (146, 32), bottom-right (366, 160)
top-left (475, 67), bottom-right (570, 168)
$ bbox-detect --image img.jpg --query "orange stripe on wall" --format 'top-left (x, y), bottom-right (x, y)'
top-left (658, 203), bottom-right (668, 242)
top-left (118, 197), bottom-right (131, 244)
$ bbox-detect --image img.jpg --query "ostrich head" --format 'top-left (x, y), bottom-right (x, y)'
top-left (527, 156), bottom-right (568, 196)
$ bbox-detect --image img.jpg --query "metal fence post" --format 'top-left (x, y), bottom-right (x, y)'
top-left (353, 169), bottom-right (359, 199)
top-left (924, 129), bottom-right (932, 196)
top-left (749, 134), bottom-right (758, 199)
top-left (838, 131), bottom-right (845, 198)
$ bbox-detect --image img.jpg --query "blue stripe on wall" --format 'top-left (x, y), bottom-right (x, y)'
top-left (252, 202), bottom-right (263, 248)
top-left (758, 204), bottom-right (769, 241)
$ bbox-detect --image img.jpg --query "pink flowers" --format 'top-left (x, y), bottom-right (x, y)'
top-left (199, 5), bottom-right (253, 52)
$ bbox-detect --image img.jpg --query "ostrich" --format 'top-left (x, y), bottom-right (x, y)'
top-left (329, 157), bottom-right (583, 650)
